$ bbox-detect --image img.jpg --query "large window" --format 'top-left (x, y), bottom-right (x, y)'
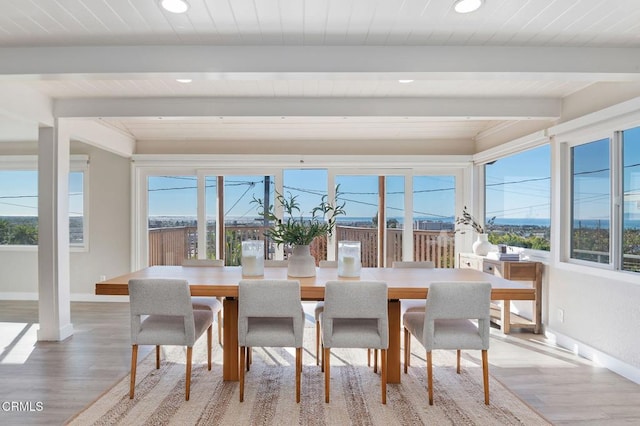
top-left (283, 169), bottom-right (329, 261)
top-left (570, 139), bottom-right (610, 264)
top-left (413, 175), bottom-right (456, 266)
top-left (0, 158), bottom-right (87, 247)
top-left (147, 175), bottom-right (197, 265)
top-left (335, 175), bottom-right (379, 267)
top-left (485, 145), bottom-right (551, 251)
top-left (224, 175), bottom-right (274, 265)
top-left (623, 127), bottom-right (640, 272)
top-left (137, 164), bottom-right (462, 270)
top-left (385, 176), bottom-right (405, 266)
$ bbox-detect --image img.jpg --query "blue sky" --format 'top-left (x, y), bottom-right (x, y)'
top-left (148, 171), bottom-right (457, 221)
top-left (0, 171), bottom-right (83, 217)
top-left (2, 132), bottom-right (638, 224)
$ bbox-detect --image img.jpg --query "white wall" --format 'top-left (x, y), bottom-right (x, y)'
top-left (0, 142), bottom-right (131, 300)
top-left (546, 266), bottom-right (640, 378)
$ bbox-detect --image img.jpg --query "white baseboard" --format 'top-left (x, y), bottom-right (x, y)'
top-left (0, 292), bottom-right (128, 303)
top-left (546, 327), bottom-right (640, 385)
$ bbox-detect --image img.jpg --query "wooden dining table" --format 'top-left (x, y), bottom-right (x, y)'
top-left (95, 265), bottom-right (535, 384)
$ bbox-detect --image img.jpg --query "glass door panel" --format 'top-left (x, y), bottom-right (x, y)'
top-left (413, 175), bottom-right (456, 268)
top-left (335, 175), bottom-right (379, 267)
top-left (147, 175), bottom-right (197, 265)
top-left (385, 176), bottom-right (404, 266)
top-left (223, 175), bottom-right (274, 265)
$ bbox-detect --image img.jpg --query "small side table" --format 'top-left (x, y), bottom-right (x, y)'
top-left (458, 253), bottom-right (542, 334)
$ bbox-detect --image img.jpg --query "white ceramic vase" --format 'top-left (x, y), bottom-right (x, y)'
top-left (472, 233), bottom-right (492, 256)
top-left (287, 244), bottom-right (317, 277)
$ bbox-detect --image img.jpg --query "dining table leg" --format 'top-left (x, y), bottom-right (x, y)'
top-left (387, 299), bottom-right (401, 384)
top-left (222, 297), bottom-right (239, 381)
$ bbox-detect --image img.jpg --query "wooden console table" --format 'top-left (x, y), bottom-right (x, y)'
top-left (458, 253), bottom-right (542, 334)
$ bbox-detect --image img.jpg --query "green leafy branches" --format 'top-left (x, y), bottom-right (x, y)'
top-left (252, 188), bottom-right (346, 246)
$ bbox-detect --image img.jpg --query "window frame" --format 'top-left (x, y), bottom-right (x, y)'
top-left (550, 101), bottom-right (640, 279)
top-left (0, 155), bottom-right (89, 251)
top-left (132, 155), bottom-right (472, 269)
top-left (473, 133), bottom-right (552, 263)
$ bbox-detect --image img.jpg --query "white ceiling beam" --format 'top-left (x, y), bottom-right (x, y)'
top-left (58, 119), bottom-right (135, 158)
top-left (55, 97), bottom-right (561, 120)
top-left (1, 46), bottom-right (639, 81)
top-left (0, 83), bottom-right (53, 126)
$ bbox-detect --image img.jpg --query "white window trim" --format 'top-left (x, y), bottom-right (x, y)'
top-left (550, 97), bottom-right (640, 275)
top-left (474, 133), bottom-right (552, 262)
top-left (133, 155), bottom-right (472, 268)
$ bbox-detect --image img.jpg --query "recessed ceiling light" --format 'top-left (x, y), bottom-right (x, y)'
top-left (160, 0), bottom-right (189, 14)
top-left (398, 79), bottom-right (414, 84)
top-left (176, 78), bottom-right (192, 83)
top-left (454, 0), bottom-right (483, 14)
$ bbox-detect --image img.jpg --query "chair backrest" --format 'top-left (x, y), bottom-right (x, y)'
top-left (238, 279), bottom-right (304, 346)
top-left (392, 261), bottom-right (435, 269)
top-left (128, 278), bottom-right (196, 343)
top-left (319, 260), bottom-right (337, 268)
top-left (424, 281), bottom-right (491, 349)
top-left (264, 259), bottom-right (288, 267)
top-left (323, 280), bottom-right (389, 346)
top-left (182, 259), bottom-right (224, 267)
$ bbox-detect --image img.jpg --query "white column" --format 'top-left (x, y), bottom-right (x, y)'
top-left (37, 124), bottom-right (73, 341)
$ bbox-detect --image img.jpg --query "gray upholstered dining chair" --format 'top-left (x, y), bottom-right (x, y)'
top-left (314, 260), bottom-right (379, 371)
top-left (128, 278), bottom-right (213, 401)
top-left (392, 260), bottom-right (436, 368)
top-left (183, 258), bottom-right (224, 345)
top-left (403, 281), bottom-right (491, 405)
top-left (321, 280), bottom-right (389, 404)
top-left (238, 279), bottom-right (305, 403)
top-left (314, 260), bottom-right (336, 367)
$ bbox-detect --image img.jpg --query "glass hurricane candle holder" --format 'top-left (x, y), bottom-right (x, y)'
top-left (241, 240), bottom-right (264, 276)
top-left (338, 240), bottom-right (361, 277)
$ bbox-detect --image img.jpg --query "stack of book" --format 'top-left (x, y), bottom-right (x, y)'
top-left (486, 252), bottom-right (520, 261)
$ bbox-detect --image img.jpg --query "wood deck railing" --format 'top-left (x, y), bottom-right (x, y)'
top-left (148, 225), bottom-right (455, 268)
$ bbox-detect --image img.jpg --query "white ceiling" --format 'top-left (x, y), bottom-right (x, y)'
top-left (1, 0), bottom-right (639, 145)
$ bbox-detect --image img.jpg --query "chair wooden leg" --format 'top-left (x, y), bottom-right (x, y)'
top-left (427, 351), bottom-right (433, 405)
top-left (296, 347), bottom-right (302, 403)
top-left (367, 348), bottom-right (371, 367)
top-left (324, 347), bottom-right (331, 403)
top-left (381, 349), bottom-right (387, 404)
top-left (155, 345), bottom-right (160, 369)
top-left (403, 327), bottom-right (409, 373)
top-left (482, 349), bottom-right (490, 405)
top-left (316, 320), bottom-right (321, 366)
top-left (246, 347), bottom-right (251, 371)
top-left (457, 349), bottom-right (461, 374)
top-left (406, 328), bottom-right (411, 368)
top-left (321, 343), bottom-right (325, 372)
top-left (239, 346), bottom-right (246, 402)
top-left (207, 325), bottom-right (212, 371)
top-left (129, 345), bottom-right (138, 399)
top-left (186, 346), bottom-right (193, 401)
top-left (373, 349), bottom-right (378, 373)
top-left (217, 310), bottom-right (223, 346)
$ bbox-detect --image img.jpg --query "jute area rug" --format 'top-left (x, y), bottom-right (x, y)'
top-left (67, 328), bottom-right (550, 426)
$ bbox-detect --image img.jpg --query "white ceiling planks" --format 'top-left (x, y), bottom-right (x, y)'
top-left (0, 0), bottom-right (639, 145)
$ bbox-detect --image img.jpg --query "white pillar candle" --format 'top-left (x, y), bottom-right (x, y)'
top-left (242, 255), bottom-right (263, 276)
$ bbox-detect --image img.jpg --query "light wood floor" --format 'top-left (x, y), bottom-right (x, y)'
top-left (1, 301), bottom-right (639, 425)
